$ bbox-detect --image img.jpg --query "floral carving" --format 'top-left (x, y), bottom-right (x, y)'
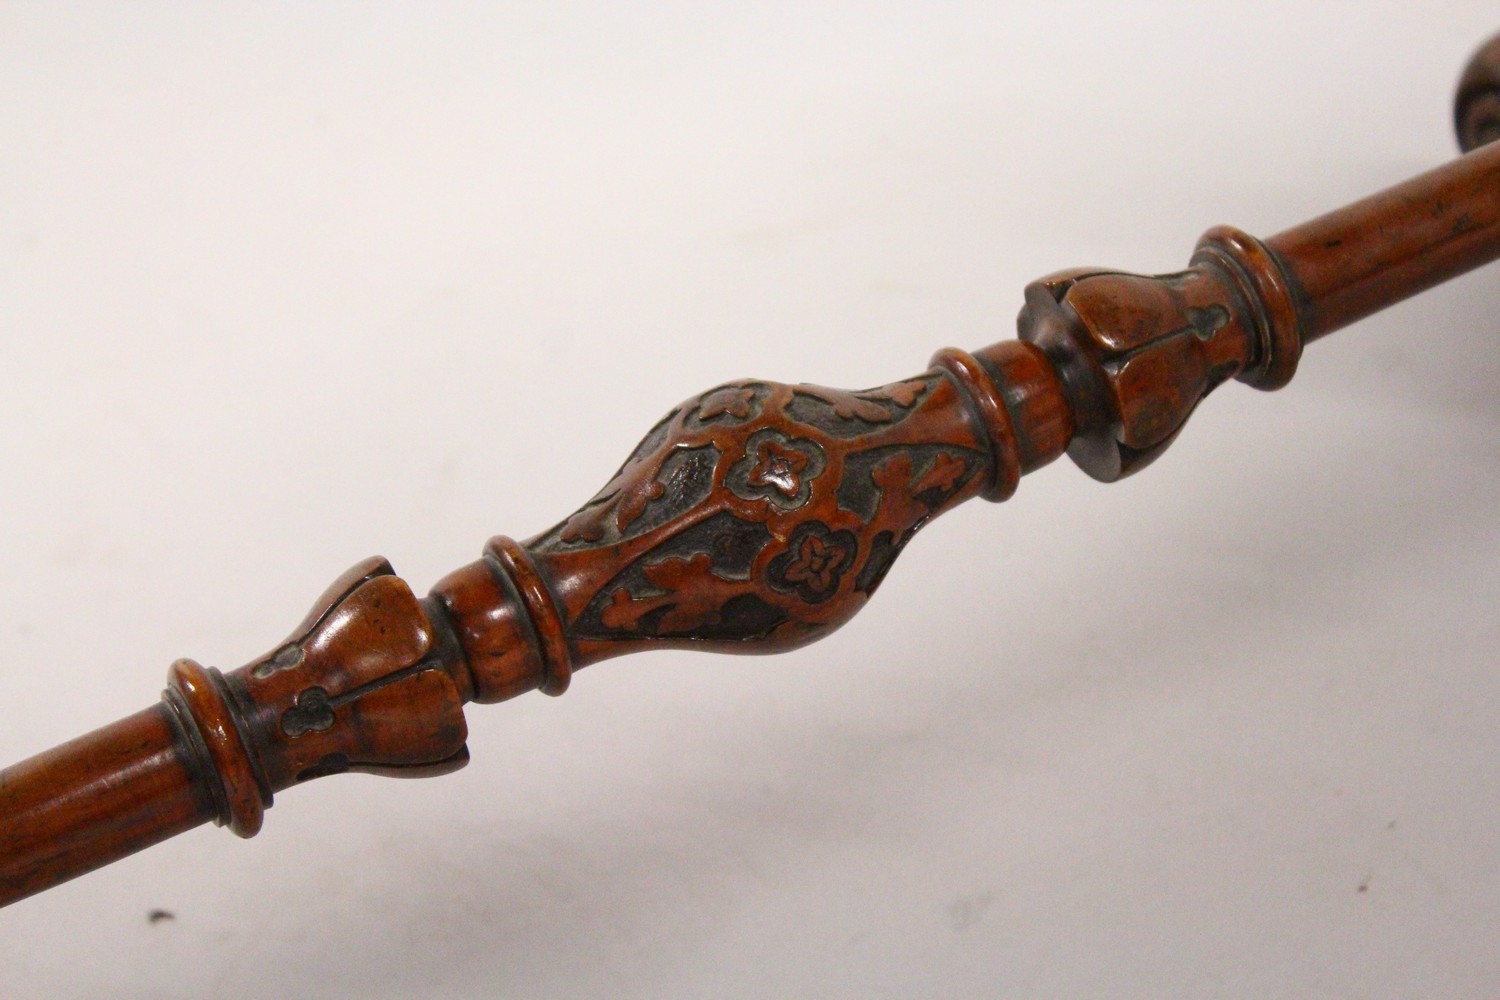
top-left (873, 379), bottom-right (929, 408)
top-left (535, 370), bottom-right (983, 648)
top-left (768, 522), bottom-right (858, 604)
top-left (793, 379), bottom-right (932, 423)
top-left (281, 687), bottom-right (335, 737)
top-left (589, 545), bottom-right (788, 642)
top-left (557, 469), bottom-right (666, 544)
top-left (915, 451), bottom-right (968, 496)
top-left (558, 506), bottom-right (608, 544)
top-left (726, 428), bottom-right (826, 511)
top-left (600, 554), bottom-right (728, 634)
top-left (698, 385), bottom-right (759, 422)
top-left (749, 440), bottom-right (809, 496)
top-left (555, 444), bottom-right (720, 547)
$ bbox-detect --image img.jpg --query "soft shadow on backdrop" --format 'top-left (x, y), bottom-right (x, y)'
top-left (2, 4), bottom-right (1499, 998)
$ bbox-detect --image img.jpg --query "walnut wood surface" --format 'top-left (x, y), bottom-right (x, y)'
top-left (2, 34), bottom-right (1499, 910)
top-left (0, 707), bottom-right (213, 903)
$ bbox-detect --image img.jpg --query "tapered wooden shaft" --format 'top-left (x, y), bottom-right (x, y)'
top-left (1269, 139), bottom-right (1500, 343)
top-left (0, 707), bottom-right (214, 904)
top-left (3, 41), bottom-right (1500, 909)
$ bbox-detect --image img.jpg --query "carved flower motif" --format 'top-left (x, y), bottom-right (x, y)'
top-left (792, 378), bottom-right (931, 424)
top-left (784, 533), bottom-right (844, 593)
top-left (726, 428), bottom-right (826, 511)
top-left (698, 385), bottom-right (760, 422)
top-left (768, 522), bottom-right (857, 604)
top-left (748, 439), bottom-right (809, 497)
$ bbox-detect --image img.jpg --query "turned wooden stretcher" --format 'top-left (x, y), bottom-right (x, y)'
top-left (3, 31), bottom-right (1499, 920)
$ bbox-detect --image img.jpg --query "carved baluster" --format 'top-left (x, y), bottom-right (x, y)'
top-left (430, 354), bottom-right (1071, 703)
top-left (6, 36), bottom-right (1500, 909)
top-left (1017, 226), bottom-right (1299, 481)
top-left (0, 557), bottom-right (470, 904)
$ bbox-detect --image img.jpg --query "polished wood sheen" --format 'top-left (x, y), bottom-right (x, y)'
top-left (1269, 141), bottom-right (1500, 342)
top-left (0, 706), bottom-right (213, 902)
top-left (2, 33), bottom-right (1499, 910)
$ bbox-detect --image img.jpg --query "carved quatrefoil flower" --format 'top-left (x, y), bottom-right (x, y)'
top-left (726, 428), bottom-right (827, 511)
top-left (767, 522), bottom-right (858, 603)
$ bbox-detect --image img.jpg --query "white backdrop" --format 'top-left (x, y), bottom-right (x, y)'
top-left (3, 4), bottom-right (1499, 998)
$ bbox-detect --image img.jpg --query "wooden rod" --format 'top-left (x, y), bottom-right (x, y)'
top-left (0, 706), bottom-right (214, 906)
top-left (1268, 138), bottom-right (1500, 343)
top-left (2, 33), bottom-right (1499, 913)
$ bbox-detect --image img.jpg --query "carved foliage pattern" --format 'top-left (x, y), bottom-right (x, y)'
top-left (531, 373), bottom-right (985, 650)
